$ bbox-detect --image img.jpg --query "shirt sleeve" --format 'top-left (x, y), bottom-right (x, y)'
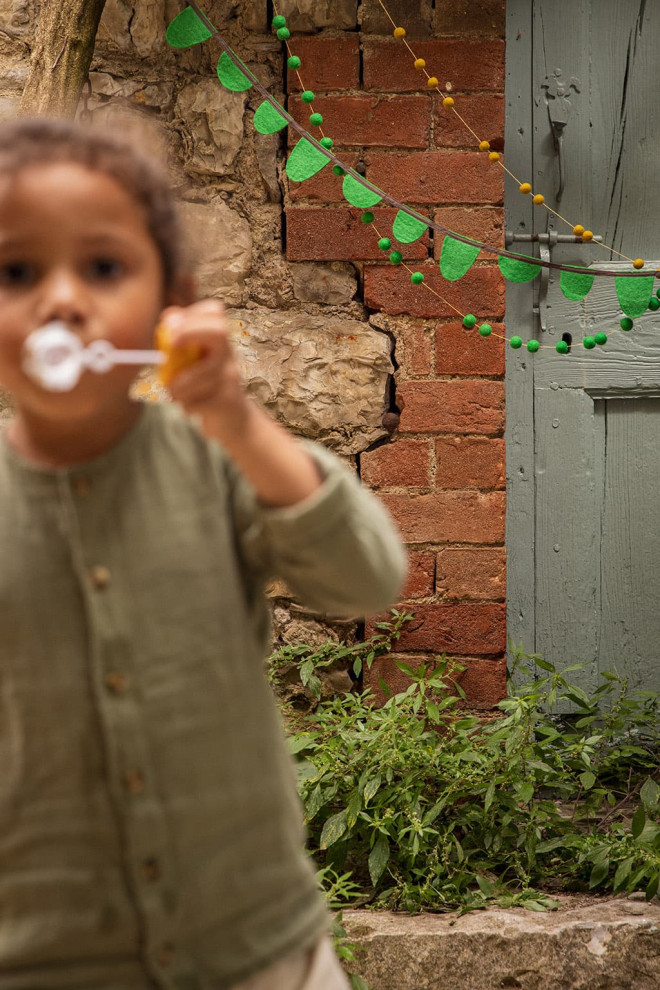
top-left (224, 440), bottom-right (408, 618)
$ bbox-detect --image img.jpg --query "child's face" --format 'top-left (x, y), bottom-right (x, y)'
top-left (0, 161), bottom-right (167, 420)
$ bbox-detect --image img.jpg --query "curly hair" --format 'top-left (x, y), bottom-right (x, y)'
top-left (0, 117), bottom-right (185, 286)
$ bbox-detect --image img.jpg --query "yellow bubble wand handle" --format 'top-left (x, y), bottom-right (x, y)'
top-left (155, 323), bottom-right (203, 387)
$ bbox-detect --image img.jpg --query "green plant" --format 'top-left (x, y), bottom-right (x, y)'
top-left (277, 619), bottom-right (660, 914)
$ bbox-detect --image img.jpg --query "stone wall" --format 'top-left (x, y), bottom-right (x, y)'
top-left (0, 0), bottom-right (507, 707)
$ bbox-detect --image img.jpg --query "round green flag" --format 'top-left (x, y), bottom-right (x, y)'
top-left (286, 138), bottom-right (331, 182)
top-left (392, 210), bottom-right (428, 244)
top-left (439, 236), bottom-right (480, 281)
top-left (217, 52), bottom-right (252, 92)
top-left (615, 274), bottom-right (654, 318)
top-left (253, 100), bottom-right (288, 134)
top-left (166, 6), bottom-right (212, 48)
top-left (498, 255), bottom-right (541, 283)
top-left (342, 173), bottom-right (382, 208)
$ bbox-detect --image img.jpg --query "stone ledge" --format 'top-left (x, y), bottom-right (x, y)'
top-left (343, 896), bottom-right (660, 989)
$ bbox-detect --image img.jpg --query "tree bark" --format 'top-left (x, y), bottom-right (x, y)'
top-left (19, 0), bottom-right (108, 118)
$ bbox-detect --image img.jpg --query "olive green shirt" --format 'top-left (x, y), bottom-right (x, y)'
top-left (0, 402), bottom-right (406, 990)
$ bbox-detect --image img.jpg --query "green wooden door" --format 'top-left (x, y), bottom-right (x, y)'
top-left (505, 0), bottom-right (660, 694)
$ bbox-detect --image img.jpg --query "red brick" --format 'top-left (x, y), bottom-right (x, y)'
top-left (365, 264), bottom-right (504, 319)
top-left (434, 208), bottom-right (504, 261)
top-left (402, 551), bottom-right (436, 599)
top-left (434, 94), bottom-right (504, 149)
top-left (380, 491), bottom-right (505, 544)
top-left (361, 438), bottom-right (432, 489)
top-left (288, 95), bottom-right (432, 148)
top-left (361, 0), bottom-right (432, 37)
top-left (366, 655), bottom-right (507, 709)
top-left (435, 320), bottom-right (505, 376)
top-left (288, 153), bottom-right (359, 203)
top-left (436, 547), bottom-right (506, 601)
top-left (435, 437), bottom-right (505, 489)
top-left (398, 322), bottom-right (434, 376)
top-left (364, 151), bottom-right (504, 205)
top-left (286, 208), bottom-right (430, 261)
top-left (434, 0), bottom-right (506, 37)
top-left (363, 40), bottom-right (505, 92)
top-left (397, 379), bottom-right (505, 435)
top-left (386, 602), bottom-right (506, 654)
top-left (287, 36), bottom-right (360, 92)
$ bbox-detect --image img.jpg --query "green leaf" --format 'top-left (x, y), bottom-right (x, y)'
top-left (363, 775), bottom-right (381, 805)
top-left (392, 210), bottom-right (428, 244)
top-left (289, 732), bottom-right (315, 755)
top-left (498, 255), bottom-right (541, 283)
top-left (632, 805), bottom-right (646, 840)
top-left (613, 857), bottom-right (635, 891)
top-left (580, 770), bottom-right (596, 791)
top-left (439, 236), bottom-right (480, 281)
top-left (560, 269), bottom-right (595, 301)
top-left (641, 777), bottom-right (660, 808)
top-left (369, 833), bottom-right (390, 885)
top-left (476, 875), bottom-right (495, 897)
top-left (350, 977), bottom-right (369, 990)
top-left (518, 782), bottom-right (534, 804)
top-left (589, 859), bottom-right (610, 888)
top-left (253, 99), bottom-right (288, 134)
top-left (320, 810), bottom-right (348, 849)
top-left (646, 872), bottom-right (660, 901)
top-left (346, 790), bottom-right (362, 829)
top-left (615, 274), bottom-right (654, 318)
top-left (166, 5), bottom-right (212, 48)
top-left (217, 51), bottom-right (253, 92)
top-left (342, 172), bottom-right (382, 208)
top-left (286, 137), bottom-right (331, 183)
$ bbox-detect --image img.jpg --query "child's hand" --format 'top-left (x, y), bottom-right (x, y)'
top-left (159, 300), bottom-right (250, 439)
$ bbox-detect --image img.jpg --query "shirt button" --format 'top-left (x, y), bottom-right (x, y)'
top-left (72, 475), bottom-right (92, 496)
top-left (90, 565), bottom-right (111, 589)
top-left (123, 769), bottom-right (145, 794)
top-left (142, 857), bottom-right (161, 882)
top-left (104, 672), bottom-right (128, 694)
top-left (157, 943), bottom-right (175, 967)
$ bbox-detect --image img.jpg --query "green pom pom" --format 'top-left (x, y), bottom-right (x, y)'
top-left (583, 336), bottom-right (596, 349)
top-left (510, 336), bottom-right (523, 349)
top-left (320, 136), bottom-right (333, 149)
top-left (411, 272), bottom-right (424, 285)
top-left (287, 55), bottom-right (301, 70)
top-left (272, 15), bottom-right (286, 28)
top-left (649, 296), bottom-right (660, 311)
top-left (594, 332), bottom-right (607, 345)
top-left (378, 238), bottom-right (391, 251)
top-left (620, 317), bottom-right (634, 331)
top-left (333, 164), bottom-right (345, 176)
top-left (309, 112), bottom-right (323, 126)
top-left (276, 26), bottom-right (290, 40)
top-left (301, 90), bottom-right (315, 103)
top-left (361, 211), bottom-right (374, 224)
top-left (390, 250), bottom-right (403, 265)
top-left (556, 340), bottom-right (569, 354)
top-left (526, 339), bottom-right (540, 353)
top-left (462, 314), bottom-right (477, 329)
top-left (478, 323), bottom-right (492, 337)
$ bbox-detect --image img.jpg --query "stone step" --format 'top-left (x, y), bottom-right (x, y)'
top-left (343, 895), bottom-right (660, 989)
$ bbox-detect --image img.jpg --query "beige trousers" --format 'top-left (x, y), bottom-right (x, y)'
top-left (233, 937), bottom-right (351, 990)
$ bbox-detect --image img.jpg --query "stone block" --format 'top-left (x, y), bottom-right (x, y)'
top-left (179, 199), bottom-right (252, 306)
top-left (277, 0), bottom-right (358, 32)
top-left (227, 307), bottom-right (393, 453)
top-left (290, 262), bottom-right (357, 305)
top-left (0, 0), bottom-right (31, 36)
top-left (176, 79), bottom-right (246, 175)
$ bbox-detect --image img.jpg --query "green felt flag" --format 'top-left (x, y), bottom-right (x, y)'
top-left (166, 6), bottom-right (212, 48)
top-left (342, 173), bottom-right (382, 208)
top-left (498, 255), bottom-right (541, 283)
top-left (253, 100), bottom-right (288, 134)
top-left (392, 210), bottom-right (428, 244)
top-left (615, 274), bottom-right (654, 318)
top-left (440, 236), bottom-right (480, 281)
top-left (286, 138), bottom-right (330, 182)
top-left (560, 269), bottom-right (595, 301)
top-left (217, 51), bottom-right (252, 91)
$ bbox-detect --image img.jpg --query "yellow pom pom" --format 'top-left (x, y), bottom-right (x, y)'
top-left (573, 224), bottom-right (585, 236)
top-left (533, 194), bottom-right (545, 205)
top-left (519, 183), bottom-right (532, 194)
top-left (443, 96), bottom-right (455, 107)
top-left (633, 258), bottom-right (645, 270)
top-left (427, 76), bottom-right (439, 88)
top-left (156, 324), bottom-right (202, 387)
top-left (479, 140), bottom-right (490, 152)
top-left (414, 58), bottom-right (426, 70)
top-left (582, 230), bottom-right (594, 242)
top-left (393, 26), bottom-right (406, 38)
top-left (489, 151), bottom-right (500, 162)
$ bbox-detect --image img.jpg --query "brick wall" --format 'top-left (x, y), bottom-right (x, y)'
top-left (282, 0), bottom-right (507, 709)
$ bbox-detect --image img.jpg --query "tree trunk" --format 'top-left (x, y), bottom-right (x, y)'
top-left (19, 0), bottom-right (108, 118)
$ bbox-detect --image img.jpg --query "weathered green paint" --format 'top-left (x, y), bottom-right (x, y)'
top-left (506, 0), bottom-right (660, 697)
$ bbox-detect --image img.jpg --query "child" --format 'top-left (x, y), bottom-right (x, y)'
top-left (0, 118), bottom-right (407, 990)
